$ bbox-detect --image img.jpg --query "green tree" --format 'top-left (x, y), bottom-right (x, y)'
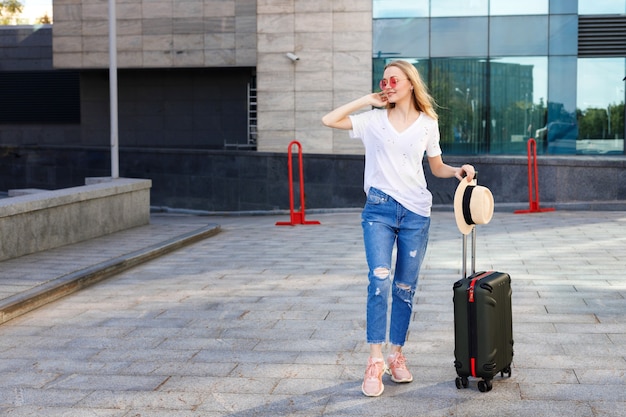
top-left (0, 0), bottom-right (23, 25)
top-left (578, 102), bottom-right (625, 140)
top-left (37, 13), bottom-right (51, 24)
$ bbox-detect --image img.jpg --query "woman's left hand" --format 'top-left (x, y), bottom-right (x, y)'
top-left (456, 164), bottom-right (475, 182)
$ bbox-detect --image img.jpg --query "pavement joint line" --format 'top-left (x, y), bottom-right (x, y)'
top-left (0, 223), bottom-right (221, 325)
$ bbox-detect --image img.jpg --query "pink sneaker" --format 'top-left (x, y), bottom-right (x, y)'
top-left (361, 357), bottom-right (386, 397)
top-left (386, 352), bottom-right (413, 383)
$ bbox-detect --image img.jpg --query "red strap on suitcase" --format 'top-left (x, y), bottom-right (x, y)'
top-left (468, 271), bottom-right (493, 376)
top-left (468, 271), bottom-right (491, 303)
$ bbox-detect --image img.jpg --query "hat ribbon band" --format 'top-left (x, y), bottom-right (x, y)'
top-left (462, 185), bottom-right (475, 226)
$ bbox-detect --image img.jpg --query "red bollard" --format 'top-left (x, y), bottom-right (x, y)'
top-left (514, 138), bottom-right (555, 214)
top-left (276, 141), bottom-right (320, 226)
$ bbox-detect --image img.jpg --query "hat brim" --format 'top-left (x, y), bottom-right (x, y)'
top-left (454, 178), bottom-right (476, 235)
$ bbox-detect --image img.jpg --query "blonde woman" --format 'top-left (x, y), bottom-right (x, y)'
top-left (322, 60), bottom-right (475, 397)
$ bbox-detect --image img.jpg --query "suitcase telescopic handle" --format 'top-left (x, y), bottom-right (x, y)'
top-left (462, 227), bottom-right (477, 279)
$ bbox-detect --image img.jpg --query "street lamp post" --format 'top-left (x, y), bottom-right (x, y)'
top-left (109, 0), bottom-right (119, 178)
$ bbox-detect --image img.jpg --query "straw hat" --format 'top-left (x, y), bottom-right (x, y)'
top-left (453, 178), bottom-right (494, 235)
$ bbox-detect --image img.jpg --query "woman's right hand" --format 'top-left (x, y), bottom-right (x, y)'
top-left (369, 92), bottom-right (388, 108)
top-left (322, 93), bottom-right (387, 129)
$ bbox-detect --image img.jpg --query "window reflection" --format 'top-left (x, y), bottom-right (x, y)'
top-left (490, 16), bottom-right (549, 56)
top-left (579, 0), bottom-right (626, 15)
top-left (430, 17), bottom-right (488, 57)
top-left (576, 58), bottom-right (625, 154)
top-left (430, 57), bottom-right (549, 155)
top-left (490, 58), bottom-right (548, 154)
top-left (373, 19), bottom-right (429, 59)
top-left (546, 56), bottom-right (578, 154)
top-left (549, 15), bottom-right (578, 56)
top-left (429, 59), bottom-right (488, 154)
top-left (373, 0), bottom-right (429, 18)
top-left (550, 0), bottom-right (578, 14)
top-left (490, 0), bottom-right (548, 15)
top-left (430, 0), bottom-right (488, 17)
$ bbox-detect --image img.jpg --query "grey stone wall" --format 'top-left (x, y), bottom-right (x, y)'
top-left (0, 177), bottom-right (151, 261)
top-left (0, 25), bottom-right (53, 70)
top-left (52, 0), bottom-right (257, 68)
top-left (255, 0), bottom-right (372, 154)
top-left (2, 146), bottom-right (625, 212)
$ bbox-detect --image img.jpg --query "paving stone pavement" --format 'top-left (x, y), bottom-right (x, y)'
top-left (0, 213), bottom-right (221, 325)
top-left (0, 209), bottom-right (625, 416)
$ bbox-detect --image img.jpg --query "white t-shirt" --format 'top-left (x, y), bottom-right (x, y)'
top-left (349, 108), bottom-right (442, 217)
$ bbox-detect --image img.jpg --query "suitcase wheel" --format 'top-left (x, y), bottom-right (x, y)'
top-left (478, 379), bottom-right (493, 392)
top-left (500, 365), bottom-right (512, 378)
top-left (455, 376), bottom-right (469, 389)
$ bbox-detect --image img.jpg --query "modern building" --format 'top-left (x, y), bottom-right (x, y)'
top-left (372, 0), bottom-right (625, 156)
top-left (0, 0), bottom-right (624, 211)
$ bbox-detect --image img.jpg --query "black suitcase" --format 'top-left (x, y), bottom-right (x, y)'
top-left (453, 227), bottom-right (514, 392)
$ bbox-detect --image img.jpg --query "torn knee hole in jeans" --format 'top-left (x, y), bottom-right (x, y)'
top-left (373, 267), bottom-right (390, 279)
top-left (396, 282), bottom-right (411, 291)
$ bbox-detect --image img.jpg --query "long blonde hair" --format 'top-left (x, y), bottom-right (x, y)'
top-left (384, 60), bottom-right (438, 120)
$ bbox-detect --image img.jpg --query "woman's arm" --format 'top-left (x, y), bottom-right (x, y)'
top-left (428, 155), bottom-right (475, 182)
top-left (322, 93), bottom-right (387, 130)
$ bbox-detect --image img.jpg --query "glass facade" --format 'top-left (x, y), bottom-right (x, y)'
top-left (373, 0), bottom-right (626, 155)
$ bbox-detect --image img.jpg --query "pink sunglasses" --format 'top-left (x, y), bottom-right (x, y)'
top-left (379, 76), bottom-right (407, 90)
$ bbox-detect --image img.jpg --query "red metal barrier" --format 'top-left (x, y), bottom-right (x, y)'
top-left (514, 138), bottom-right (555, 214)
top-left (276, 141), bottom-right (321, 226)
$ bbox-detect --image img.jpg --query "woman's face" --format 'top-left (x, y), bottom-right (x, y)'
top-left (380, 66), bottom-right (412, 105)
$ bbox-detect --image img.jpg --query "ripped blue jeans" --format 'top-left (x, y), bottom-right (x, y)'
top-left (361, 187), bottom-right (430, 346)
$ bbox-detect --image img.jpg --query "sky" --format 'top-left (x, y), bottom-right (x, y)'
top-left (19, 0), bottom-right (52, 23)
